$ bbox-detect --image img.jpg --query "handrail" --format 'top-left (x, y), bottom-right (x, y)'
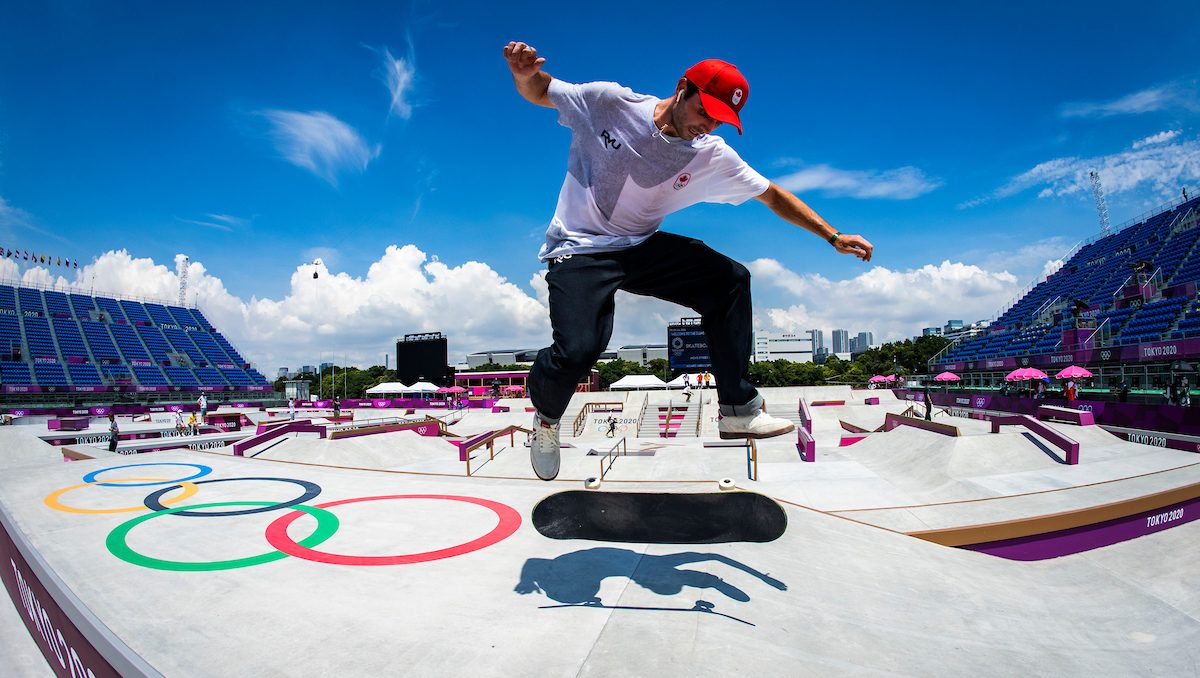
top-left (695, 393), bottom-right (704, 436)
top-left (989, 414), bottom-right (1079, 464)
top-left (457, 425), bottom-right (532, 476)
top-left (232, 421), bottom-right (326, 457)
top-left (663, 400), bottom-right (674, 438)
top-left (797, 398), bottom-right (812, 434)
top-left (636, 393), bottom-right (649, 435)
top-left (598, 436), bottom-right (628, 480)
top-left (572, 401), bottom-right (624, 437)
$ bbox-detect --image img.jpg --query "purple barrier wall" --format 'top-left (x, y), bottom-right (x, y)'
top-left (965, 493), bottom-right (1200, 561)
top-left (1, 513), bottom-right (126, 677)
top-left (989, 414), bottom-right (1079, 464)
top-left (895, 389), bottom-right (1200, 436)
top-left (931, 336), bottom-right (1200, 374)
top-left (232, 422), bottom-right (326, 457)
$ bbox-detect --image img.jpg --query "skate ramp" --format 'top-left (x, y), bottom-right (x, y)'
top-left (2, 451), bottom-right (1199, 676)
top-left (0, 428), bottom-right (71, 470)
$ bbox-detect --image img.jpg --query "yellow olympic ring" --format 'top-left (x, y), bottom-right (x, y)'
top-left (44, 478), bottom-right (200, 515)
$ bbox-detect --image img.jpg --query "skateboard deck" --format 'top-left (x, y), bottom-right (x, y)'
top-left (532, 490), bottom-right (787, 544)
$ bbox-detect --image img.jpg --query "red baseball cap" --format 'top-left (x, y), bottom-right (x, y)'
top-left (684, 59), bottom-right (749, 134)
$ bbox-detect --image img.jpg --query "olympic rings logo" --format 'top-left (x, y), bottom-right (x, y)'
top-left (44, 462), bottom-right (522, 572)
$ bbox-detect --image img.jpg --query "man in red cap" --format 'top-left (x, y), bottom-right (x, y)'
top-left (504, 41), bottom-right (873, 481)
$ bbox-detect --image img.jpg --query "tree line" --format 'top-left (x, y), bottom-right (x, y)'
top-left (274, 335), bottom-right (951, 397)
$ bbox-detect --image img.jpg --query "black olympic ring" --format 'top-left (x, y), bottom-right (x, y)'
top-left (143, 477), bottom-right (322, 517)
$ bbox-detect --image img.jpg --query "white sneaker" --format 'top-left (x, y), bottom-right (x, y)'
top-left (718, 410), bottom-right (795, 440)
top-left (530, 413), bottom-right (561, 480)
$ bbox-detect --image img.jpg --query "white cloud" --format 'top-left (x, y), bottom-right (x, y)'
top-left (1132, 129), bottom-right (1181, 149)
top-left (749, 258), bottom-right (1019, 342)
top-left (962, 133), bottom-right (1200, 207)
top-left (1061, 82), bottom-right (1199, 118)
top-left (0, 197), bottom-right (33, 232)
top-left (379, 44), bottom-right (417, 120)
top-left (260, 110), bottom-right (381, 186)
top-left (774, 164), bottom-right (941, 200)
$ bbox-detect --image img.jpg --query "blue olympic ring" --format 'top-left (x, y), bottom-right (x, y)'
top-left (142, 477), bottom-right (322, 517)
top-left (83, 463), bottom-right (213, 487)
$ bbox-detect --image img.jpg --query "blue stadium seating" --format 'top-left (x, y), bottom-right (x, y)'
top-left (943, 196), bottom-right (1200, 364)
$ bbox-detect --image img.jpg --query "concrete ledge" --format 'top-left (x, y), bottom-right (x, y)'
top-left (883, 413), bottom-right (960, 437)
top-left (1037, 405), bottom-right (1095, 426)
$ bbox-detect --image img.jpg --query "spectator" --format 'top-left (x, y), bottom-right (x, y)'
top-left (107, 413), bottom-right (119, 453)
top-left (197, 393), bottom-right (208, 421)
top-left (187, 412), bottom-right (198, 436)
top-left (333, 396), bottom-right (341, 418)
top-left (288, 398), bottom-right (296, 420)
top-left (923, 386), bottom-right (933, 421)
top-left (1117, 379), bottom-right (1130, 403)
top-left (1182, 377), bottom-right (1192, 407)
top-left (1066, 379), bottom-right (1076, 403)
top-left (174, 409), bottom-right (186, 436)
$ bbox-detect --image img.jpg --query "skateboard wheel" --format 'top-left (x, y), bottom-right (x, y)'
top-left (584, 477), bottom-right (601, 490)
top-left (718, 478), bottom-right (736, 491)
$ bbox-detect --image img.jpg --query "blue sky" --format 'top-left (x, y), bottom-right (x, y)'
top-left (1, 1), bottom-right (1199, 370)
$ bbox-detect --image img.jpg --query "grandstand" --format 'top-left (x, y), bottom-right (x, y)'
top-left (931, 195), bottom-right (1200, 387)
top-left (0, 281), bottom-right (270, 402)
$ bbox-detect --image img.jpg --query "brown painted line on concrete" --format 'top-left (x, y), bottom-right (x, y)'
top-left (832, 460), bottom-right (1200, 513)
top-left (906, 481), bottom-right (1200, 547)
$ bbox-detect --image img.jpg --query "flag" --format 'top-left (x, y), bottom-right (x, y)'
top-left (56, 257), bottom-right (61, 266)
top-left (74, 259), bottom-right (78, 268)
top-left (23, 251), bottom-right (28, 260)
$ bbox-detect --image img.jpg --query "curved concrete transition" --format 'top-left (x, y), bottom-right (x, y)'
top-left (2, 392), bottom-right (1200, 677)
top-left (532, 490), bottom-right (787, 543)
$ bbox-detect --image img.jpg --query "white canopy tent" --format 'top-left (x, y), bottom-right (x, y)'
top-left (406, 381), bottom-right (441, 393)
top-left (365, 382), bottom-right (410, 395)
top-left (609, 375), bottom-right (668, 390)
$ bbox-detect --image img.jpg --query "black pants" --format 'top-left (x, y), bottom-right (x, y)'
top-left (529, 232), bottom-right (760, 422)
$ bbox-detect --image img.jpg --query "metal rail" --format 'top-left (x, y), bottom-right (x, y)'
top-left (598, 436), bottom-right (628, 480)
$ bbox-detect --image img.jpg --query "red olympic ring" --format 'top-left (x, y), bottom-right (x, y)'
top-left (264, 494), bottom-right (521, 566)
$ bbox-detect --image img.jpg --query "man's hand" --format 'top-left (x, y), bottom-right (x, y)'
top-left (833, 234), bottom-right (873, 262)
top-left (504, 41), bottom-right (545, 78)
top-left (503, 41), bottom-right (553, 107)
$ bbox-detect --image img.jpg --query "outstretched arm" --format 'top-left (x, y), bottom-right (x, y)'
top-left (755, 182), bottom-right (873, 262)
top-left (503, 41), bottom-right (553, 108)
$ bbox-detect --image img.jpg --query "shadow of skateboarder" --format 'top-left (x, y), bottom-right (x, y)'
top-left (514, 547), bottom-right (786, 607)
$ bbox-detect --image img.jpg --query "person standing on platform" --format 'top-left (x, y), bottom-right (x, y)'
top-left (923, 386), bottom-right (933, 421)
top-left (288, 398), bottom-right (296, 420)
top-left (197, 393), bottom-right (208, 422)
top-left (107, 413), bottom-right (119, 453)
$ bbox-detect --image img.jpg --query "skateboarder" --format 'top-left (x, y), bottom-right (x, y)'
top-left (504, 41), bottom-right (873, 480)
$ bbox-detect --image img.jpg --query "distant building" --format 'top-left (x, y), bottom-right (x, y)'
top-left (943, 320), bottom-right (965, 335)
top-left (299, 365), bottom-right (316, 375)
top-left (276, 367), bottom-right (289, 378)
top-left (465, 349), bottom-right (539, 369)
top-left (922, 327), bottom-right (942, 337)
top-left (857, 332), bottom-right (874, 350)
top-left (832, 329), bottom-right (850, 354)
top-left (808, 329), bottom-right (824, 353)
top-left (753, 332), bottom-right (813, 363)
top-left (616, 344), bottom-right (668, 366)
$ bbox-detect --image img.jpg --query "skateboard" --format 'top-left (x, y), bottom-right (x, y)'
top-left (532, 490), bottom-right (787, 544)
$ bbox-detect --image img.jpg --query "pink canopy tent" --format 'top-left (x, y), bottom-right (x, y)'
top-left (501, 385), bottom-right (525, 393)
top-left (1006, 367), bottom-right (1049, 381)
top-left (868, 375), bottom-right (888, 383)
top-left (435, 387), bottom-right (452, 393)
top-left (934, 371), bottom-right (961, 382)
top-left (447, 386), bottom-right (467, 393)
top-left (1055, 365), bottom-right (1092, 379)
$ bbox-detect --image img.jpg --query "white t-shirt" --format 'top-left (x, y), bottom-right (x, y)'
top-left (540, 79), bottom-right (770, 261)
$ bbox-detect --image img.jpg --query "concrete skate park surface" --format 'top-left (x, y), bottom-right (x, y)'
top-left (2, 387), bottom-right (1200, 676)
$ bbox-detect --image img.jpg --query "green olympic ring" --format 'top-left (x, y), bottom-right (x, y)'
top-left (106, 502), bottom-right (339, 571)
